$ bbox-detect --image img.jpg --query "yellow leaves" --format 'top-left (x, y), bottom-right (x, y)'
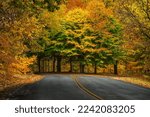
top-left (126, 61), bottom-right (144, 72)
top-left (65, 8), bottom-right (88, 24)
top-left (97, 48), bottom-right (108, 52)
top-left (82, 47), bottom-right (108, 53)
top-left (39, 5), bottom-right (67, 35)
top-left (83, 41), bottom-right (95, 47)
top-left (61, 1), bottom-right (121, 60)
top-left (65, 29), bottom-right (82, 37)
top-left (12, 15), bottom-right (43, 39)
top-left (128, 62), bottom-right (138, 66)
top-left (85, 0), bottom-right (114, 34)
top-left (67, 40), bottom-right (84, 49)
top-left (0, 63), bottom-right (5, 76)
top-left (82, 48), bottom-right (95, 53)
top-left (86, 0), bottom-right (113, 20)
top-left (41, 10), bottom-right (51, 19)
top-left (1, 0), bottom-right (60, 79)
top-left (40, 10), bottom-right (52, 27)
top-left (10, 56), bottom-right (36, 74)
top-left (114, 76), bottom-right (150, 88)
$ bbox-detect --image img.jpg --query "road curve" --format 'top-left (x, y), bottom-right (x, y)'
top-left (9, 74), bottom-right (150, 100)
top-left (77, 75), bottom-right (150, 100)
top-left (9, 75), bottom-right (93, 100)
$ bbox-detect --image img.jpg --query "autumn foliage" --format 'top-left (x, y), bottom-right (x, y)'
top-left (0, 0), bottom-right (150, 80)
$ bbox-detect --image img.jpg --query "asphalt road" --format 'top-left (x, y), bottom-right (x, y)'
top-left (9, 74), bottom-right (150, 100)
top-left (10, 75), bottom-right (92, 100)
top-left (78, 76), bottom-right (150, 100)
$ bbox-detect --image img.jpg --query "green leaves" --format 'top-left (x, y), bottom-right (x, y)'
top-left (0, 0), bottom-right (64, 78)
top-left (44, 1), bottom-right (124, 68)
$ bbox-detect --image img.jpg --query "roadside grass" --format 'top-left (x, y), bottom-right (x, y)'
top-left (0, 74), bottom-right (44, 99)
top-left (112, 75), bottom-right (150, 88)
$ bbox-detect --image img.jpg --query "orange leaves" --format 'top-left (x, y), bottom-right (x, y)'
top-left (85, 0), bottom-right (114, 37)
top-left (0, 0), bottom-right (49, 78)
top-left (86, 0), bottom-right (113, 20)
top-left (66, 0), bottom-right (87, 10)
top-left (10, 56), bottom-right (36, 74)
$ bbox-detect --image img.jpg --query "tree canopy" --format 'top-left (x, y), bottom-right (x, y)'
top-left (0, 0), bottom-right (149, 78)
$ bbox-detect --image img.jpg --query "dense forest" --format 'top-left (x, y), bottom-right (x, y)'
top-left (0, 0), bottom-right (150, 79)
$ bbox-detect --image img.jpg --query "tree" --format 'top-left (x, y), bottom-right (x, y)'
top-left (113, 0), bottom-right (150, 74)
top-left (0, 0), bottom-right (64, 78)
top-left (0, 0), bottom-right (43, 78)
top-left (46, 0), bottom-right (123, 73)
top-left (85, 0), bottom-right (123, 74)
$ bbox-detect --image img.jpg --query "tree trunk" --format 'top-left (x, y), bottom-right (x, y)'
top-left (53, 56), bottom-right (56, 72)
top-left (48, 59), bottom-right (50, 72)
top-left (69, 58), bottom-right (73, 72)
top-left (94, 62), bottom-right (97, 74)
top-left (114, 60), bottom-right (118, 75)
top-left (38, 57), bottom-right (41, 73)
top-left (80, 63), bottom-right (85, 73)
top-left (57, 56), bottom-right (62, 72)
top-left (79, 55), bottom-right (85, 73)
top-left (43, 60), bottom-right (45, 72)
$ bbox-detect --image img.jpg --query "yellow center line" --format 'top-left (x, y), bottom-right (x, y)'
top-left (72, 75), bottom-right (104, 100)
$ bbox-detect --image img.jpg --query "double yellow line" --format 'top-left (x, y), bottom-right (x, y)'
top-left (72, 75), bottom-right (103, 100)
